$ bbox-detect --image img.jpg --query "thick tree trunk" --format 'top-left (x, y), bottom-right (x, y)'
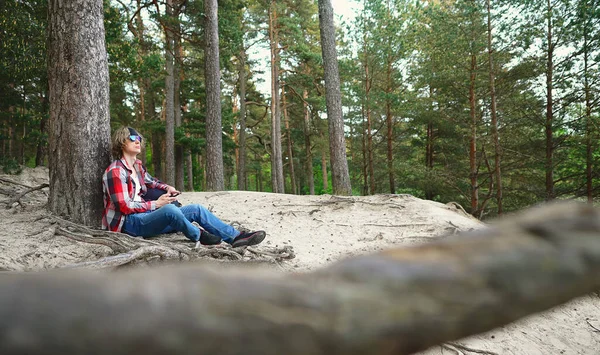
top-left (469, 53), bottom-right (478, 215)
top-left (317, 0), bottom-right (352, 195)
top-left (47, 0), bottom-right (111, 227)
top-left (545, 0), bottom-right (555, 201)
top-left (1, 203), bottom-right (600, 355)
top-left (487, 0), bottom-right (502, 215)
top-left (269, 0), bottom-right (285, 193)
top-left (204, 0), bottom-right (224, 191)
top-left (163, 0), bottom-right (176, 186)
top-left (302, 88), bottom-right (315, 195)
top-left (237, 49), bottom-right (247, 191)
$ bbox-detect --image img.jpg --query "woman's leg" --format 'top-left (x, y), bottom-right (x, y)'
top-left (179, 204), bottom-right (239, 244)
top-left (122, 204), bottom-right (200, 242)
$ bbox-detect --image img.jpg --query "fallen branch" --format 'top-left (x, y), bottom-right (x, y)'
top-left (0, 202), bottom-right (599, 355)
top-left (4, 183), bottom-right (49, 209)
top-left (445, 342), bottom-right (499, 355)
top-left (586, 318), bottom-right (600, 333)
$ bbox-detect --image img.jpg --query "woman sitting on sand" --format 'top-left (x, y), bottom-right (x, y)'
top-left (101, 126), bottom-right (266, 249)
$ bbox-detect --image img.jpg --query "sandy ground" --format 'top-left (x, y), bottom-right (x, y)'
top-left (0, 167), bottom-right (599, 354)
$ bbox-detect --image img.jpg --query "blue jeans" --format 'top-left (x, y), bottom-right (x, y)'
top-left (122, 204), bottom-right (239, 243)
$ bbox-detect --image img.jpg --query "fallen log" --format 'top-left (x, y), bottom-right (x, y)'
top-left (0, 202), bottom-right (599, 355)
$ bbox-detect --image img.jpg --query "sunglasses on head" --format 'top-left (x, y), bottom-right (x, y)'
top-left (128, 135), bottom-right (142, 143)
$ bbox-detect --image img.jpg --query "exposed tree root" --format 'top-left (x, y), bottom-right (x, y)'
top-left (40, 214), bottom-right (295, 268)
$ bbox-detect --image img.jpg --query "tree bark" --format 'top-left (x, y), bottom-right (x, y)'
top-left (237, 48), bottom-right (247, 191)
top-left (363, 34), bottom-right (374, 195)
top-left (204, 0), bottom-right (224, 191)
top-left (386, 59), bottom-right (394, 194)
top-left (487, 0), bottom-right (502, 215)
top-left (269, 0), bottom-right (285, 193)
top-left (47, 0), bottom-right (111, 227)
top-left (1, 203), bottom-right (600, 355)
top-left (186, 148), bottom-right (194, 191)
top-left (317, 0), bottom-right (352, 196)
top-left (545, 0), bottom-right (555, 201)
top-left (469, 53), bottom-right (478, 215)
top-left (35, 89), bottom-right (48, 166)
top-left (282, 84), bottom-right (296, 194)
top-left (302, 88), bottom-right (315, 195)
top-left (174, 2), bottom-right (184, 191)
top-left (164, 0), bottom-right (176, 186)
top-left (582, 2), bottom-right (593, 203)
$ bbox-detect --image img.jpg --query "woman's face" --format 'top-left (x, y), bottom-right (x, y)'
top-left (122, 135), bottom-right (142, 156)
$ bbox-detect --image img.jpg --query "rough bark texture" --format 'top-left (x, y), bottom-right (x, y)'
top-left (317, 0), bottom-right (352, 196)
top-left (204, 0), bottom-right (224, 191)
top-left (47, 0), bottom-right (111, 227)
top-left (1, 203), bottom-right (600, 355)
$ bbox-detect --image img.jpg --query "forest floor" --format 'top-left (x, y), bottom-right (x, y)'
top-left (0, 167), bottom-right (599, 354)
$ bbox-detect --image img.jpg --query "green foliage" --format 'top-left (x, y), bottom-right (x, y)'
top-left (0, 158), bottom-right (22, 175)
top-left (2, 0), bottom-right (599, 212)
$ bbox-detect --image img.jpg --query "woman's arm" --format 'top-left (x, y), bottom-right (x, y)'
top-left (104, 167), bottom-right (155, 214)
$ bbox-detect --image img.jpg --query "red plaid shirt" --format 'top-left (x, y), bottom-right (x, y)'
top-left (102, 158), bottom-right (169, 232)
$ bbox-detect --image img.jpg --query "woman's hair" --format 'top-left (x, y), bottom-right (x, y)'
top-left (111, 127), bottom-right (144, 159)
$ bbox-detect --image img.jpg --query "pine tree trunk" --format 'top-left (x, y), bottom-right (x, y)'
top-left (469, 53), bottom-right (479, 216)
top-left (545, 0), bottom-right (555, 201)
top-left (163, 0), bottom-right (176, 186)
top-left (35, 89), bottom-right (48, 166)
top-left (317, 0), bottom-right (352, 195)
top-left (386, 66), bottom-right (394, 195)
top-left (135, 0), bottom-right (148, 166)
top-left (321, 145), bottom-right (328, 192)
top-left (363, 34), bottom-right (374, 195)
top-left (237, 49), bottom-right (247, 191)
top-left (582, 10), bottom-right (592, 203)
top-left (282, 84), bottom-right (296, 194)
top-left (174, 4), bottom-right (184, 191)
top-left (487, 0), bottom-right (502, 215)
top-left (47, 0), bottom-right (111, 227)
top-left (204, 0), bottom-right (224, 191)
top-left (269, 0), bottom-right (285, 193)
top-left (361, 104), bottom-right (368, 196)
top-left (302, 88), bottom-right (315, 195)
top-left (186, 149), bottom-right (194, 191)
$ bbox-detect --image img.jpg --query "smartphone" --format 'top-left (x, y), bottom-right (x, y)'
top-left (170, 192), bottom-right (180, 197)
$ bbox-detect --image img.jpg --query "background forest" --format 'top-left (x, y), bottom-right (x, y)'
top-left (1, 0), bottom-right (599, 219)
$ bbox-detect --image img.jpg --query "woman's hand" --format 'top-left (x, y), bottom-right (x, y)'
top-left (155, 193), bottom-right (177, 208)
top-left (166, 186), bottom-right (181, 197)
